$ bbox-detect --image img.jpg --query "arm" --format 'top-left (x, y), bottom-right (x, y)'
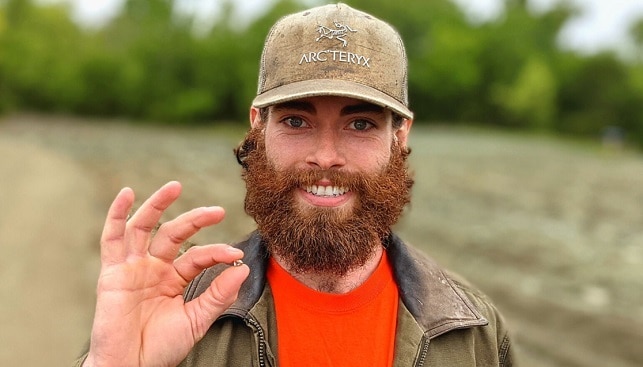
top-left (82, 181), bottom-right (249, 367)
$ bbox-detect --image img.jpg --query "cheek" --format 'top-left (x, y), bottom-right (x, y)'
top-left (345, 139), bottom-right (392, 170)
top-left (264, 135), bottom-right (302, 169)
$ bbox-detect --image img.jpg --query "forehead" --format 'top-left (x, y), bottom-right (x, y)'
top-left (268, 96), bottom-right (389, 117)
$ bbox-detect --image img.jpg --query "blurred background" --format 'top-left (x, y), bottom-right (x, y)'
top-left (0, 0), bottom-right (642, 366)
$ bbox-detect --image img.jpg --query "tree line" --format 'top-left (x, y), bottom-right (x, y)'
top-left (1, 0), bottom-right (643, 148)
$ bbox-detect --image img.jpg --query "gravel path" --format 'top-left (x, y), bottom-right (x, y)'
top-left (0, 129), bottom-right (100, 366)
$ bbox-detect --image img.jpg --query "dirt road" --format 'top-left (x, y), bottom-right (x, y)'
top-left (0, 114), bottom-right (253, 367)
top-left (0, 132), bottom-right (101, 366)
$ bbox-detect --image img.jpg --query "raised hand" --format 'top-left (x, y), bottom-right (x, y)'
top-left (84, 181), bottom-right (250, 367)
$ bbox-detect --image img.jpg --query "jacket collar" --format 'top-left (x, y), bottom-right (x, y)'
top-left (185, 231), bottom-right (487, 336)
top-left (386, 233), bottom-right (488, 337)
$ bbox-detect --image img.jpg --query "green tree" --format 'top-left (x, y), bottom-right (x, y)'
top-left (556, 52), bottom-right (643, 144)
top-left (473, 1), bottom-right (574, 126)
top-left (631, 17), bottom-right (643, 60)
top-left (1, 0), bottom-right (642, 149)
top-left (491, 57), bottom-right (557, 130)
top-left (0, 0), bottom-right (85, 112)
top-left (626, 18), bottom-right (643, 147)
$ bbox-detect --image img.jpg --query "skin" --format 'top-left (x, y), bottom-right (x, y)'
top-left (250, 96), bottom-right (412, 292)
top-left (84, 96), bottom-right (412, 366)
top-left (83, 183), bottom-right (250, 367)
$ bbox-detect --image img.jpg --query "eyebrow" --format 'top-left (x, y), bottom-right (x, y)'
top-left (271, 100), bottom-right (385, 116)
top-left (340, 103), bottom-right (385, 116)
top-left (271, 101), bottom-right (316, 114)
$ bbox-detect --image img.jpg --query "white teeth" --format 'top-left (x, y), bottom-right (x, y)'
top-left (306, 185), bottom-right (348, 197)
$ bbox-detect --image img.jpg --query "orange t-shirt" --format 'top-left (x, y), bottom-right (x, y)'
top-left (266, 252), bottom-right (399, 367)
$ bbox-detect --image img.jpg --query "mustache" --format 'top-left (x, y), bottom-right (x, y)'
top-left (274, 168), bottom-right (372, 191)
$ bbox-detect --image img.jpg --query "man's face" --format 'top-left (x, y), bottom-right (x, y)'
top-left (255, 96), bottom-right (410, 211)
top-left (240, 96), bottom-right (413, 275)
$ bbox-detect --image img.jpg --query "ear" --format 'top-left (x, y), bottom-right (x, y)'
top-left (249, 106), bottom-right (262, 129)
top-left (395, 118), bottom-right (413, 148)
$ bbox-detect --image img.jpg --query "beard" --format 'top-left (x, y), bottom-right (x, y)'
top-left (237, 127), bottom-right (413, 276)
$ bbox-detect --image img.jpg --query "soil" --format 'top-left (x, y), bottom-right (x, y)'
top-left (1, 114), bottom-right (641, 366)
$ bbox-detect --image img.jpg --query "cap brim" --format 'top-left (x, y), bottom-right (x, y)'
top-left (252, 79), bottom-right (413, 120)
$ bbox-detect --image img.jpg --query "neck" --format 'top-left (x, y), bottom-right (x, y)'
top-left (273, 246), bottom-right (384, 294)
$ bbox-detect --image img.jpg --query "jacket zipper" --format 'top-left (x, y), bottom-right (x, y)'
top-left (246, 316), bottom-right (268, 367)
top-left (415, 337), bottom-right (430, 367)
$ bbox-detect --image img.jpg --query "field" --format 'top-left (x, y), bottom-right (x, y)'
top-left (1, 114), bottom-right (641, 366)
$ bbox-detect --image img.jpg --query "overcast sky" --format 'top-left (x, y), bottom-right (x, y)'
top-left (61, 0), bottom-right (643, 54)
top-left (453, 0), bottom-right (643, 53)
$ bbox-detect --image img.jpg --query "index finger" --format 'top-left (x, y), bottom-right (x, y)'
top-left (100, 187), bottom-right (135, 263)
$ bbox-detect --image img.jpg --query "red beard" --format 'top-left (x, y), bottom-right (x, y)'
top-left (238, 127), bottom-right (413, 276)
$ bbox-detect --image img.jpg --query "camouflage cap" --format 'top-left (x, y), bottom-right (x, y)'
top-left (252, 3), bottom-right (413, 119)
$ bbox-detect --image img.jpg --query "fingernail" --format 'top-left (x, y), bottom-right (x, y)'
top-left (203, 206), bottom-right (224, 214)
top-left (226, 246), bottom-right (243, 255)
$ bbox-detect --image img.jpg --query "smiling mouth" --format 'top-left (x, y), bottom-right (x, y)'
top-left (305, 185), bottom-right (349, 197)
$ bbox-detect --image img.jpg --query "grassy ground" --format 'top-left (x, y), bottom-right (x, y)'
top-left (1, 114), bottom-right (641, 366)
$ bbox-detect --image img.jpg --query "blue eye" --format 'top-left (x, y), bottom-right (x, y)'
top-left (350, 119), bottom-right (373, 131)
top-left (284, 116), bottom-right (306, 128)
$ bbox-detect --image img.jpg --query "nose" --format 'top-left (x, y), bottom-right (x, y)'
top-left (305, 128), bottom-right (346, 170)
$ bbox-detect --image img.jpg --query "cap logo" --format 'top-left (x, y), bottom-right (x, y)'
top-left (315, 21), bottom-right (356, 47)
top-left (298, 21), bottom-right (370, 67)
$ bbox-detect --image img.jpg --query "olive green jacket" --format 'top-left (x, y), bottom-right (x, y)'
top-left (74, 232), bottom-right (514, 366)
top-left (179, 232), bottom-right (513, 366)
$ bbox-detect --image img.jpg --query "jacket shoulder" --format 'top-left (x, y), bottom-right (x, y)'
top-left (388, 234), bottom-right (514, 366)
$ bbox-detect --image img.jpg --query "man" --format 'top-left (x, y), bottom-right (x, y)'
top-left (76, 3), bottom-right (514, 366)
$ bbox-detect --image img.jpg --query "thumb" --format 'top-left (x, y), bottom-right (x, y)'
top-left (185, 265), bottom-right (250, 339)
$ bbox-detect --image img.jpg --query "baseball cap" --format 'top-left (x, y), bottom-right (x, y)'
top-left (252, 3), bottom-right (413, 120)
